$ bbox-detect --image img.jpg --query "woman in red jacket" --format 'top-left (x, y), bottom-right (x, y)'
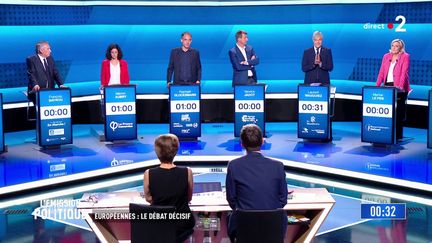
top-left (101, 44), bottom-right (130, 86)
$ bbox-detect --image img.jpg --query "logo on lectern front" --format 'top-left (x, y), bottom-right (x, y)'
top-left (110, 121), bottom-right (119, 131)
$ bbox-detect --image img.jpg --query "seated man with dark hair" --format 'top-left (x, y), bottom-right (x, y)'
top-left (144, 134), bottom-right (195, 242)
top-left (226, 124), bottom-right (288, 241)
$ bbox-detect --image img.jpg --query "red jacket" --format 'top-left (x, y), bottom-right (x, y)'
top-left (100, 59), bottom-right (130, 86)
top-left (376, 52), bottom-right (411, 92)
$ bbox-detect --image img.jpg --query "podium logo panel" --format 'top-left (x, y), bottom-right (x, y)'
top-left (37, 89), bottom-right (72, 146)
top-left (234, 85), bottom-right (265, 137)
top-left (297, 85), bottom-right (330, 140)
top-left (362, 87), bottom-right (396, 144)
top-left (169, 85), bottom-right (201, 139)
top-left (104, 86), bottom-right (137, 141)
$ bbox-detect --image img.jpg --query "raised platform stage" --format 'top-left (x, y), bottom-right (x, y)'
top-left (1, 122), bottom-right (431, 196)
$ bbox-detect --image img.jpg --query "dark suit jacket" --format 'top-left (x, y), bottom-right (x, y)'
top-left (225, 151), bottom-right (288, 236)
top-left (167, 47), bottom-right (201, 85)
top-left (302, 46), bottom-right (333, 85)
top-left (26, 55), bottom-right (64, 99)
top-left (229, 45), bottom-right (259, 86)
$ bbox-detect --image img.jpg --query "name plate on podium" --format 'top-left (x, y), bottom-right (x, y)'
top-left (169, 85), bottom-right (201, 139)
top-left (36, 88), bottom-right (72, 147)
top-left (104, 85), bottom-right (137, 141)
top-left (234, 84), bottom-right (265, 137)
top-left (362, 86), bottom-right (396, 145)
top-left (297, 85), bottom-right (330, 140)
top-left (0, 93), bottom-right (4, 152)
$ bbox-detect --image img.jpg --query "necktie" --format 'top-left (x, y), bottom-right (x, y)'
top-left (315, 48), bottom-right (321, 64)
top-left (43, 58), bottom-right (50, 88)
top-left (43, 58), bottom-right (48, 71)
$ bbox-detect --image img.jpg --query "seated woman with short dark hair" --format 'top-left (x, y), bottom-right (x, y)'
top-left (144, 134), bottom-right (195, 242)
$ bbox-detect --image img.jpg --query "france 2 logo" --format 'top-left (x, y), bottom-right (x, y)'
top-left (363, 15), bottom-right (406, 32)
top-left (389, 15), bottom-right (406, 32)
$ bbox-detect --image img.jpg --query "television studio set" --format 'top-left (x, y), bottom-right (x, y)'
top-left (0, 0), bottom-right (431, 242)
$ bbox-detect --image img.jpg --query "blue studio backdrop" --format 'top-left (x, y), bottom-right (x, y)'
top-left (36, 88), bottom-right (72, 147)
top-left (362, 86), bottom-right (396, 145)
top-left (104, 85), bottom-right (137, 141)
top-left (0, 2), bottom-right (432, 95)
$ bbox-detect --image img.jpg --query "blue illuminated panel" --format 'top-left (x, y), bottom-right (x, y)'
top-left (36, 89), bottom-right (72, 147)
top-left (0, 93), bottom-right (4, 153)
top-left (429, 89), bottom-right (432, 148)
top-left (234, 84), bottom-right (265, 137)
top-left (169, 85), bottom-right (201, 139)
top-left (104, 85), bottom-right (137, 141)
top-left (298, 85), bottom-right (330, 140)
top-left (361, 203), bottom-right (406, 220)
top-left (362, 87), bottom-right (396, 145)
top-left (2, 2), bottom-right (432, 91)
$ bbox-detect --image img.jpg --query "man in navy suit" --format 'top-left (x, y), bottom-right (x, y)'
top-left (302, 31), bottom-right (333, 85)
top-left (167, 32), bottom-right (202, 86)
top-left (225, 124), bottom-right (288, 241)
top-left (26, 41), bottom-right (65, 104)
top-left (229, 30), bottom-right (260, 86)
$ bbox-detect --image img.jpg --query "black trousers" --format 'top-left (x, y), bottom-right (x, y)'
top-left (247, 77), bottom-right (257, 84)
top-left (396, 91), bottom-right (408, 140)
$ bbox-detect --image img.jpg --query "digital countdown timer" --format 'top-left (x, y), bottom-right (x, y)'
top-left (235, 101), bottom-right (264, 112)
top-left (299, 102), bottom-right (327, 113)
top-left (361, 203), bottom-right (406, 220)
top-left (40, 106), bottom-right (70, 119)
top-left (171, 101), bottom-right (199, 112)
top-left (362, 104), bottom-right (393, 118)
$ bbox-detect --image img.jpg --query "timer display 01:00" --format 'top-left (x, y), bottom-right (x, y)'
top-left (174, 103), bottom-right (197, 111)
top-left (110, 104), bottom-right (134, 113)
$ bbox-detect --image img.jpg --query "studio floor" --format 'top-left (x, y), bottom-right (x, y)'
top-left (1, 122), bottom-right (432, 242)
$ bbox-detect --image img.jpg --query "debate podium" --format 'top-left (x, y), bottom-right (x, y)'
top-left (0, 93), bottom-right (5, 153)
top-left (36, 88), bottom-right (72, 148)
top-left (78, 188), bottom-right (334, 243)
top-left (362, 86), bottom-right (397, 145)
top-left (169, 84), bottom-right (201, 140)
top-left (234, 84), bottom-right (265, 137)
top-left (103, 85), bottom-right (137, 141)
top-left (297, 84), bottom-right (334, 142)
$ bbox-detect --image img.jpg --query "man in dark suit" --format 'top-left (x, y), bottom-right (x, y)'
top-left (27, 41), bottom-right (65, 104)
top-left (225, 124), bottom-right (288, 241)
top-left (167, 32), bottom-right (202, 86)
top-left (302, 31), bottom-right (333, 85)
top-left (229, 30), bottom-right (260, 86)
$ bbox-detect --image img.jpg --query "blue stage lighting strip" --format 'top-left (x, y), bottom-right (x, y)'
top-left (0, 159), bottom-right (161, 196)
top-left (2, 167), bottom-right (431, 211)
top-left (278, 157), bottom-right (432, 195)
top-left (3, 93), bottom-right (427, 110)
top-left (287, 172), bottom-right (432, 206)
top-left (2, 0), bottom-right (430, 7)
